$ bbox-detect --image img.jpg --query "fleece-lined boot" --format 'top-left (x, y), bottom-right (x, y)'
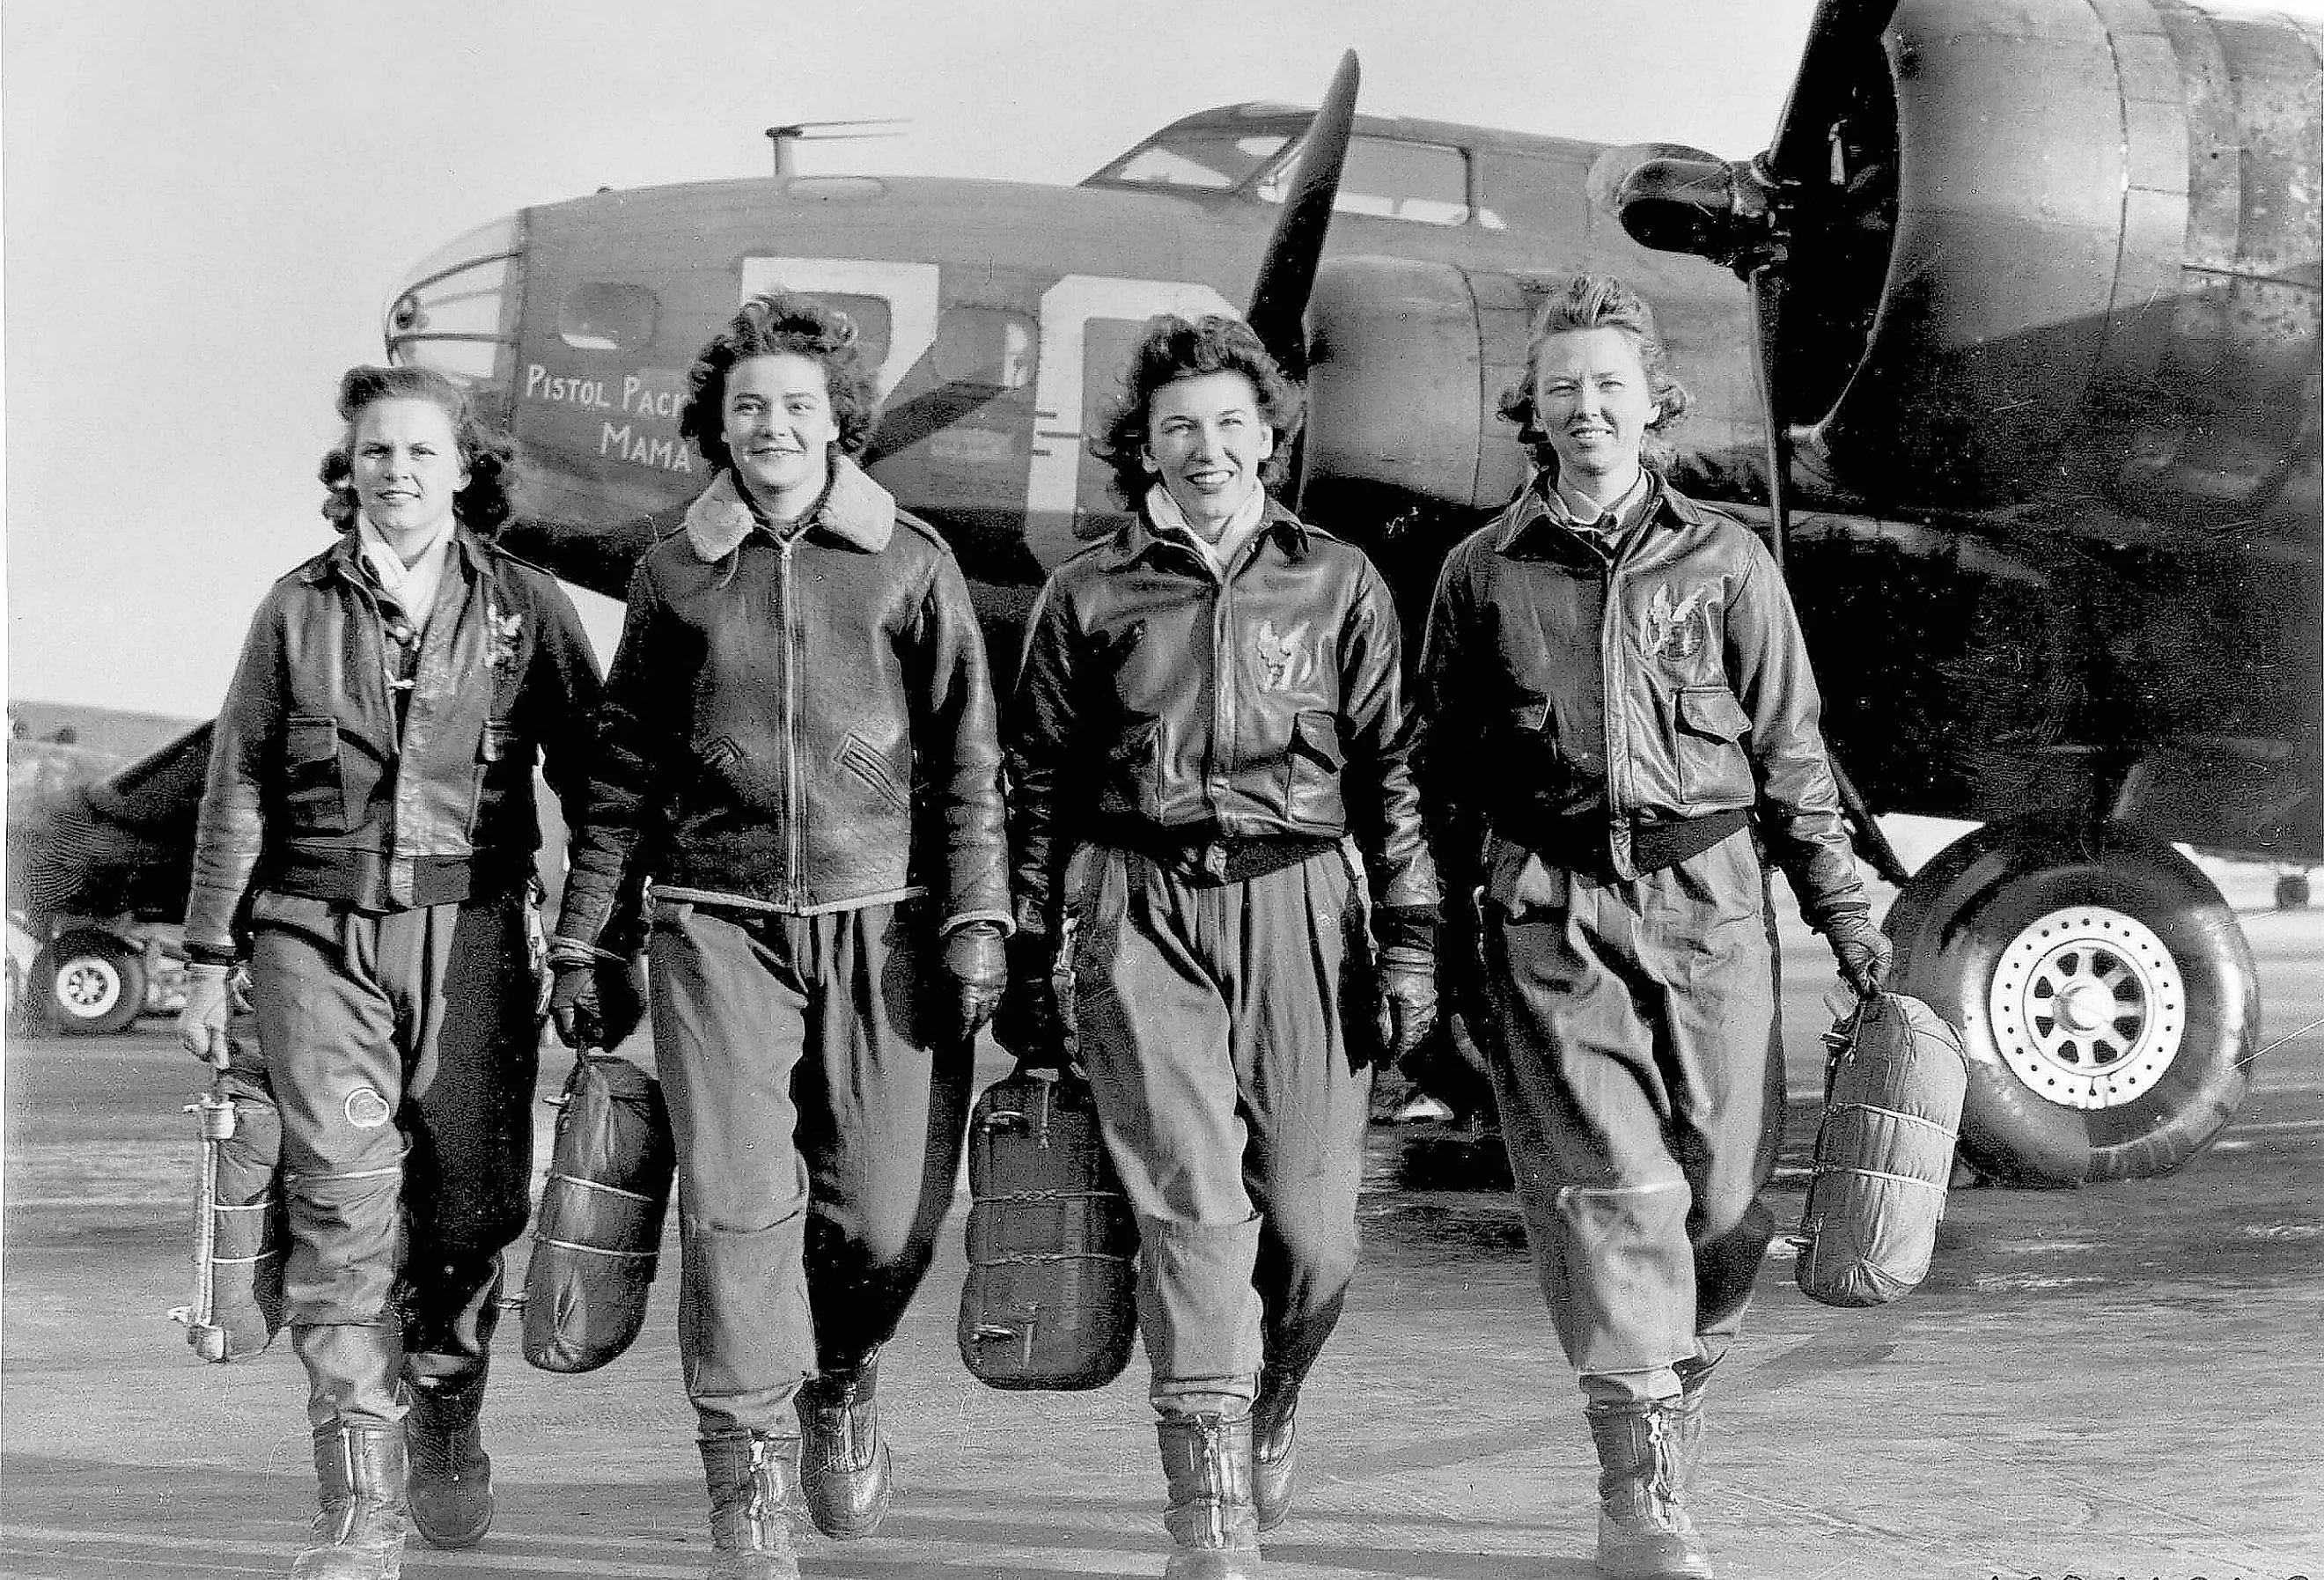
top-left (291, 1423), bottom-right (407, 1580)
top-left (1585, 1401), bottom-right (1712, 1579)
top-left (796, 1349), bottom-right (893, 1539)
top-left (405, 1368), bottom-right (493, 1548)
top-left (697, 1431), bottom-right (801, 1580)
top-left (1157, 1413), bottom-right (1262, 1579)
top-left (1250, 1370), bottom-right (1303, 1533)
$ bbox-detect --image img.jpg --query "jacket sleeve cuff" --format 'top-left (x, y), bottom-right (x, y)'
top-left (548, 934), bottom-right (625, 967)
top-left (1806, 899), bottom-right (1872, 935)
top-left (940, 908), bottom-right (1014, 939)
top-left (1372, 904), bottom-right (1439, 959)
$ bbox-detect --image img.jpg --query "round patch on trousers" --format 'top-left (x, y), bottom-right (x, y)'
top-left (343, 1085), bottom-right (393, 1129)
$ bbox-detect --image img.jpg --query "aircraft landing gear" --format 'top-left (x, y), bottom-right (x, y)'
top-left (1885, 814), bottom-right (2256, 1187)
top-left (29, 929), bottom-right (149, 1036)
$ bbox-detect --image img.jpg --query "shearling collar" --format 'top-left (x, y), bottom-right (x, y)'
top-left (681, 454), bottom-right (896, 562)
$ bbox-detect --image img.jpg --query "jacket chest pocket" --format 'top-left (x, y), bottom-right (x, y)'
top-left (283, 715), bottom-right (348, 833)
top-left (1097, 717), bottom-right (1162, 821)
top-left (469, 720), bottom-right (518, 839)
top-left (1673, 687), bottom-right (1754, 805)
top-left (1283, 709), bottom-right (1347, 830)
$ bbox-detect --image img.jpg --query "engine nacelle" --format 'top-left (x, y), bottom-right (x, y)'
top-left (1812, 0), bottom-right (2320, 531)
top-left (1301, 255), bottom-right (1532, 512)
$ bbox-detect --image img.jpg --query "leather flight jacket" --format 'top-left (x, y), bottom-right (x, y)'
top-left (1417, 474), bottom-right (1867, 926)
top-left (184, 528), bottom-right (603, 957)
top-left (1009, 497), bottom-right (1438, 923)
top-left (556, 458), bottom-right (1011, 947)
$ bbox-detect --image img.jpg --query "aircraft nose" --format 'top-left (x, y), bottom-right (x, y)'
top-left (384, 210), bottom-right (526, 423)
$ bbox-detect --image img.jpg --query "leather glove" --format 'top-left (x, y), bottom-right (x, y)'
top-left (1380, 951), bottom-right (1439, 1064)
top-left (944, 921), bottom-right (1008, 1040)
top-left (994, 926), bottom-right (1063, 1068)
top-left (177, 962), bottom-right (232, 1069)
top-left (1373, 903), bottom-right (1440, 1066)
top-left (548, 960), bottom-right (603, 1049)
top-left (1823, 910), bottom-right (1894, 999)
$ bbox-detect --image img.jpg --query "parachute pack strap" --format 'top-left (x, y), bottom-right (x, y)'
top-left (1819, 993), bottom-right (1875, 1101)
top-left (546, 1044), bottom-right (603, 1113)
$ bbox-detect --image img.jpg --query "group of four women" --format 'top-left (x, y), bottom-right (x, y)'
top-left (181, 274), bottom-right (1885, 1580)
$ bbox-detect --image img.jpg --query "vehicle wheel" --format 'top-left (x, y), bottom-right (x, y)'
top-left (1885, 814), bottom-right (2255, 1187)
top-left (2277, 871), bottom-right (2311, 910)
top-left (36, 931), bottom-right (149, 1036)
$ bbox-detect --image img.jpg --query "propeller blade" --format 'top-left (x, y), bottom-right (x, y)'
top-left (1246, 49), bottom-right (1359, 378)
top-left (1749, 268), bottom-right (1907, 886)
top-left (1749, 268), bottom-right (1791, 568)
top-left (1766, 0), bottom-right (1898, 185)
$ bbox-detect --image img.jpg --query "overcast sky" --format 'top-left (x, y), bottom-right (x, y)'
top-left (4, 1), bottom-right (2317, 718)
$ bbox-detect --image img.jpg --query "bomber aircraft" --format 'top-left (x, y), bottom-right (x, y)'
top-left (19, 0), bottom-right (2318, 1191)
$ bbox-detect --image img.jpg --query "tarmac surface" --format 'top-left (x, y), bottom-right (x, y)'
top-left (4, 873), bottom-right (2320, 1580)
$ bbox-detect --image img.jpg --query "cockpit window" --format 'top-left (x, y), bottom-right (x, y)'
top-left (1089, 132), bottom-right (1291, 192)
top-left (385, 216), bottom-right (524, 382)
top-left (1255, 135), bottom-right (1473, 226)
top-left (557, 282), bottom-right (658, 352)
top-left (934, 307), bottom-right (1036, 390)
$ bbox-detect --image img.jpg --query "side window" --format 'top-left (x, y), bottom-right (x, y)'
top-left (1259, 136), bottom-right (1471, 226)
top-left (557, 282), bottom-right (659, 352)
top-left (934, 306), bottom-right (1037, 389)
top-left (1474, 151), bottom-right (1591, 234)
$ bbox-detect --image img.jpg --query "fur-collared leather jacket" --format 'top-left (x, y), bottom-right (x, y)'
top-left (1008, 496), bottom-right (1438, 924)
top-left (1416, 474), bottom-right (1867, 926)
top-left (183, 528), bottom-right (601, 956)
top-left (555, 457), bottom-right (1011, 946)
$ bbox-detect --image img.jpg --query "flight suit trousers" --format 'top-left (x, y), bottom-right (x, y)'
top-left (1479, 830), bottom-right (1781, 1407)
top-left (242, 888), bottom-right (539, 1429)
top-left (1068, 844), bottom-right (1375, 1415)
top-left (647, 896), bottom-right (971, 1437)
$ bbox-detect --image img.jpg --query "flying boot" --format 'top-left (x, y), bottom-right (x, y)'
top-left (796, 1346), bottom-right (892, 1539)
top-left (1249, 1367), bottom-right (1303, 1533)
top-left (405, 1364), bottom-right (493, 1548)
top-left (1670, 1354), bottom-right (1720, 1498)
top-left (292, 1423), bottom-right (407, 1580)
top-left (1156, 1413), bottom-right (1262, 1579)
top-left (1585, 1400), bottom-right (1712, 1579)
top-left (697, 1430), bottom-right (801, 1580)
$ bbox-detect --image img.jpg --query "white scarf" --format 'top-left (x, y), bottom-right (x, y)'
top-left (1144, 482), bottom-right (1270, 577)
top-left (357, 512), bottom-right (456, 631)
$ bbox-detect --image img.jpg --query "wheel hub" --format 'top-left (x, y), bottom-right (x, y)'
top-left (1987, 905), bottom-right (2182, 1110)
top-left (58, 959), bottom-right (122, 1018)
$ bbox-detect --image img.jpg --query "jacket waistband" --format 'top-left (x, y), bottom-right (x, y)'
top-left (1085, 819), bottom-right (1339, 887)
top-left (1490, 807), bottom-right (1748, 881)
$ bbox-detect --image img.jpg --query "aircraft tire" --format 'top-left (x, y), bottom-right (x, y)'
top-left (33, 930), bottom-right (148, 1037)
top-left (1884, 814), bottom-right (2255, 1187)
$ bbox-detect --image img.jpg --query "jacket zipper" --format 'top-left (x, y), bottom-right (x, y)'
top-left (778, 535), bottom-right (805, 908)
top-left (1208, 555), bottom-right (1232, 824)
top-left (1600, 546), bottom-right (1631, 878)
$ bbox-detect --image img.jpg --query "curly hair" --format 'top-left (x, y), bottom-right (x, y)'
top-left (679, 291), bottom-right (879, 474)
top-left (1497, 274), bottom-right (1689, 477)
top-left (1091, 314), bottom-right (1305, 508)
top-left (319, 365), bottom-right (519, 536)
